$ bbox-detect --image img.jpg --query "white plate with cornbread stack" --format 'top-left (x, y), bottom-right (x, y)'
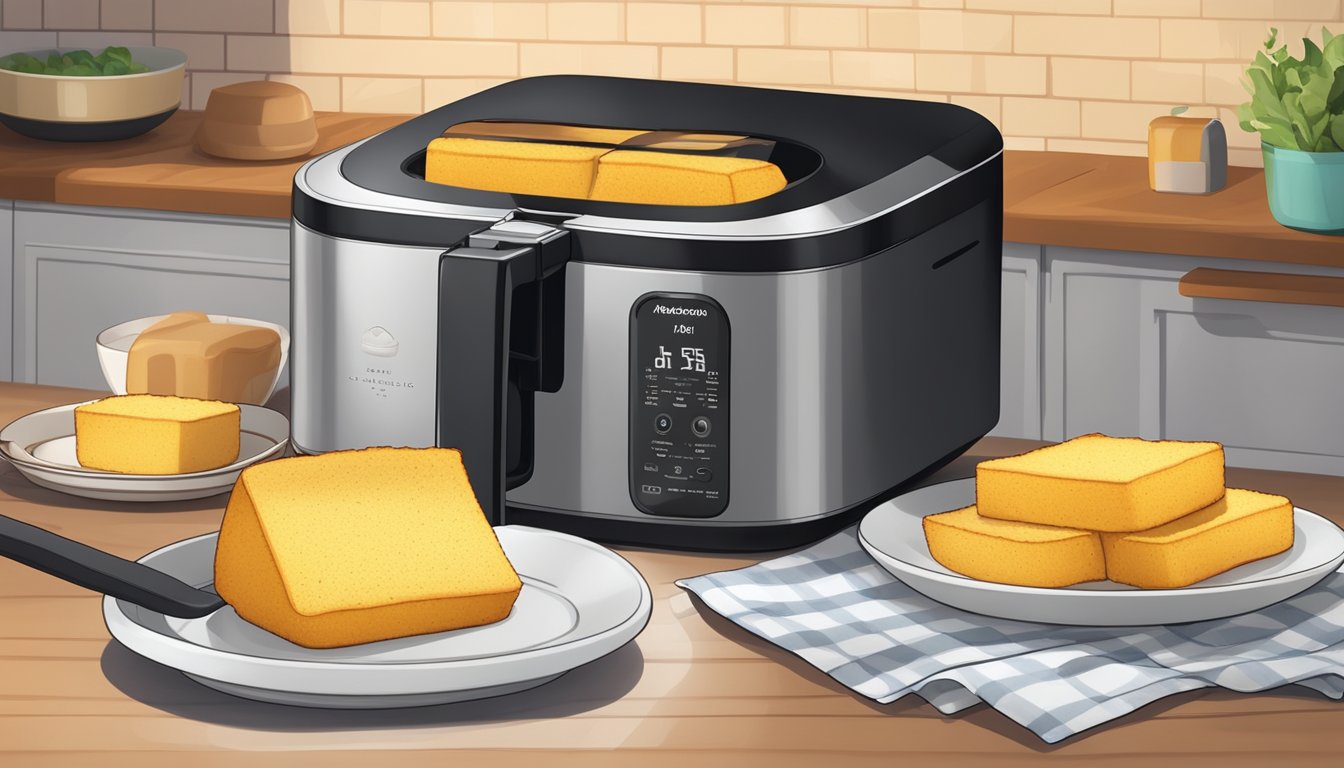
top-left (859, 435), bottom-right (1344, 626)
top-left (0, 311), bottom-right (292, 501)
top-left (0, 398), bottom-right (289, 502)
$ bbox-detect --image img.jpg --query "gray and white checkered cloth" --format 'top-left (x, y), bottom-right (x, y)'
top-left (676, 527), bottom-right (1344, 743)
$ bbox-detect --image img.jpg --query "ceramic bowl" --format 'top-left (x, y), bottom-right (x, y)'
top-left (95, 314), bottom-right (290, 405)
top-left (0, 47), bottom-right (186, 141)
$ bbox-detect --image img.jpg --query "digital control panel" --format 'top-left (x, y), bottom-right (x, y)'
top-left (629, 293), bottom-right (729, 518)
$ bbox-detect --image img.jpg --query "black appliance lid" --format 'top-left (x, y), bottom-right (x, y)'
top-left (335, 75), bottom-right (1002, 225)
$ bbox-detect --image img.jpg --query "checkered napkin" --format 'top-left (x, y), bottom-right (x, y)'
top-left (676, 527), bottom-right (1344, 743)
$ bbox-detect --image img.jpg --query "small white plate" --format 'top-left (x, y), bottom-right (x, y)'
top-left (858, 478), bottom-right (1344, 626)
top-left (95, 314), bottom-right (290, 406)
top-left (0, 401), bottom-right (289, 502)
top-left (103, 526), bottom-right (652, 708)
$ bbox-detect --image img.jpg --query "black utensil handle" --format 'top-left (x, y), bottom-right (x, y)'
top-left (0, 514), bottom-right (224, 618)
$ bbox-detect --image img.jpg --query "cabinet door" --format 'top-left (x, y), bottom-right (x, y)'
top-left (12, 203), bottom-right (289, 391)
top-left (1046, 247), bottom-right (1344, 475)
top-left (0, 200), bottom-right (13, 381)
top-left (989, 243), bottom-right (1042, 439)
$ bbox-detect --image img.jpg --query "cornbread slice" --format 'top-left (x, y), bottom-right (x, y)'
top-left (1102, 488), bottom-right (1295, 589)
top-left (976, 434), bottom-right (1225, 532)
top-left (74, 394), bottom-right (240, 475)
top-left (923, 506), bottom-right (1106, 588)
top-left (589, 150), bottom-right (788, 206)
top-left (126, 311), bottom-right (281, 404)
top-left (443, 121), bottom-right (648, 145)
top-left (425, 137), bottom-right (606, 199)
top-left (213, 447), bottom-right (523, 649)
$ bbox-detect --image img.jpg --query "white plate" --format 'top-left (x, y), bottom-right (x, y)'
top-left (858, 478), bottom-right (1344, 626)
top-left (102, 526), bottom-right (652, 708)
top-left (0, 401), bottom-right (289, 502)
top-left (95, 313), bottom-right (290, 405)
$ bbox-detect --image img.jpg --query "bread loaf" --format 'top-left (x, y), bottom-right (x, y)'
top-left (1102, 487), bottom-right (1294, 589)
top-left (922, 505), bottom-right (1105, 588)
top-left (425, 137), bottom-right (606, 199)
top-left (213, 447), bottom-right (522, 648)
top-left (976, 434), bottom-right (1225, 532)
top-left (589, 150), bottom-right (787, 206)
top-left (74, 394), bottom-right (240, 474)
top-left (126, 311), bottom-right (281, 405)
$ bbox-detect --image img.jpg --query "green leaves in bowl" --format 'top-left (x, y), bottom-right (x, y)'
top-left (1238, 27), bottom-right (1344, 152)
top-left (0, 46), bottom-right (150, 77)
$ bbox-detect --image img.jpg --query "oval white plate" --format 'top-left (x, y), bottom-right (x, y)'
top-left (0, 401), bottom-right (289, 502)
top-left (95, 313), bottom-right (290, 405)
top-left (102, 526), bottom-right (652, 708)
top-left (858, 478), bottom-right (1344, 626)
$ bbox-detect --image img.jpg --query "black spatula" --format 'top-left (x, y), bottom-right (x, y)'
top-left (0, 514), bottom-right (225, 618)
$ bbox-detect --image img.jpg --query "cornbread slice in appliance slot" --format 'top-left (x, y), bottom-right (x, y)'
top-left (1101, 488), bottom-right (1295, 589)
top-left (213, 446), bottom-right (523, 649)
top-left (74, 394), bottom-right (240, 475)
top-left (922, 506), bottom-right (1106, 588)
top-left (442, 121), bottom-right (649, 145)
top-left (424, 137), bottom-right (607, 199)
top-left (589, 150), bottom-right (788, 206)
top-left (975, 434), bottom-right (1225, 533)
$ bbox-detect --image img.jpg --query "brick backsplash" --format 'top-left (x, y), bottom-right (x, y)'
top-left (7, 1), bottom-right (1343, 165)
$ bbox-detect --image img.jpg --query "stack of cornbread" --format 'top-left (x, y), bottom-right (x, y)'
top-left (424, 122), bottom-right (788, 206)
top-left (923, 434), bottom-right (1295, 589)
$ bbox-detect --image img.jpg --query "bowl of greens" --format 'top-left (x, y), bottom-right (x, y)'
top-left (0, 46), bottom-right (186, 141)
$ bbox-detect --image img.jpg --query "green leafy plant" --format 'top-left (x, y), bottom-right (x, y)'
top-left (0, 46), bottom-right (149, 77)
top-left (1238, 27), bottom-right (1344, 152)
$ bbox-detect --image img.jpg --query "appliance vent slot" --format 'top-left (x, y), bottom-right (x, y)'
top-left (932, 241), bottom-right (979, 270)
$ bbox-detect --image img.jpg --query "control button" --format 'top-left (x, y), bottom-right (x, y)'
top-left (691, 416), bottom-right (711, 438)
top-left (694, 467), bottom-right (713, 482)
top-left (643, 462), bottom-right (659, 473)
top-left (641, 484), bottom-right (663, 495)
top-left (654, 413), bottom-right (673, 434)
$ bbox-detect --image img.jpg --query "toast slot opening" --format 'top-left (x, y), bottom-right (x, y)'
top-left (405, 119), bottom-right (822, 207)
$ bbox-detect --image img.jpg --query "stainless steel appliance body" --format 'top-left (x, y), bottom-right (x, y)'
top-left (290, 76), bottom-right (1004, 549)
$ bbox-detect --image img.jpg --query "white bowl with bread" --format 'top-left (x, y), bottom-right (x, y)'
top-left (96, 313), bottom-right (290, 405)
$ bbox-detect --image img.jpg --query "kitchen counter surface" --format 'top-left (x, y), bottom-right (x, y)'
top-left (0, 112), bottom-right (1340, 266)
top-left (3, 381), bottom-right (1344, 767)
top-left (0, 111), bottom-right (403, 220)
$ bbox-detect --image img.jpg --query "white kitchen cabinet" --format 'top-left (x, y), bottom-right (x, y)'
top-left (989, 242), bottom-right (1042, 440)
top-left (0, 199), bottom-right (13, 382)
top-left (11, 202), bottom-right (289, 391)
top-left (1044, 246), bottom-right (1344, 475)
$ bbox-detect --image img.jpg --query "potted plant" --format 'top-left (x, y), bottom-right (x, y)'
top-left (1238, 27), bottom-right (1344, 234)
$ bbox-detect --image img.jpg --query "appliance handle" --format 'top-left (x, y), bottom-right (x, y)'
top-left (437, 223), bottom-right (569, 526)
top-left (1178, 267), bottom-right (1344, 309)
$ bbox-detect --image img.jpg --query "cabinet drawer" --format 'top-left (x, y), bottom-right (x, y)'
top-left (1139, 274), bottom-right (1344, 475)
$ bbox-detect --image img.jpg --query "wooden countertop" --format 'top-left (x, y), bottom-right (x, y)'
top-left (0, 113), bottom-right (1339, 267)
top-left (3, 381), bottom-right (1344, 766)
top-left (0, 111), bottom-right (403, 220)
top-left (1002, 151), bottom-right (1343, 269)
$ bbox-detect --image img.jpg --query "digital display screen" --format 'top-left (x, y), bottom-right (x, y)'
top-left (653, 345), bottom-right (707, 373)
top-left (629, 293), bottom-right (730, 519)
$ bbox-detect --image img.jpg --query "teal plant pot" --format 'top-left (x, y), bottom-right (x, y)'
top-left (1261, 143), bottom-right (1344, 234)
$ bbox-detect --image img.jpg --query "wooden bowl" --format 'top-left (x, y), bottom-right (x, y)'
top-left (195, 81), bottom-right (318, 161)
